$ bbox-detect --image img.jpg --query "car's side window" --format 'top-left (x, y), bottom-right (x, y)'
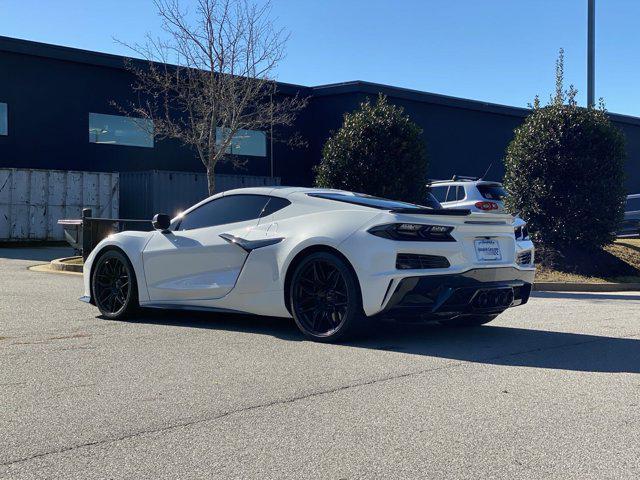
top-left (430, 186), bottom-right (447, 203)
top-left (456, 186), bottom-right (466, 201)
top-left (178, 194), bottom-right (271, 231)
top-left (445, 186), bottom-right (458, 203)
top-left (260, 196), bottom-right (291, 217)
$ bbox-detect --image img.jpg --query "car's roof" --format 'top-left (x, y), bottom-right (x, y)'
top-left (429, 180), bottom-right (503, 187)
top-left (628, 193), bottom-right (640, 199)
top-left (180, 185), bottom-right (439, 220)
top-left (175, 186), bottom-right (358, 219)
top-left (221, 186), bottom-right (355, 198)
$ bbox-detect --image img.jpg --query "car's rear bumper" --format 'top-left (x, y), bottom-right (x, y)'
top-left (377, 267), bottom-right (534, 320)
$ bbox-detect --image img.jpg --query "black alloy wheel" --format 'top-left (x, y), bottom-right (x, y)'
top-left (290, 252), bottom-right (363, 342)
top-left (92, 250), bottom-right (138, 319)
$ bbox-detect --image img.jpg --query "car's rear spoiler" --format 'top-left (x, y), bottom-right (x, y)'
top-left (389, 208), bottom-right (472, 216)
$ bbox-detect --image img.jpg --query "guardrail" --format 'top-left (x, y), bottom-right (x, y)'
top-left (58, 208), bottom-right (151, 260)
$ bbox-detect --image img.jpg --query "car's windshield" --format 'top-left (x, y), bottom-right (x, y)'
top-left (477, 184), bottom-right (508, 201)
top-left (308, 192), bottom-right (442, 210)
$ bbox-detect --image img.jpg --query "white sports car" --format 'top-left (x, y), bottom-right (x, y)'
top-left (82, 187), bottom-right (535, 342)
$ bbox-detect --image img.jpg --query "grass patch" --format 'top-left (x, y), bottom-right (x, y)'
top-left (536, 238), bottom-right (640, 283)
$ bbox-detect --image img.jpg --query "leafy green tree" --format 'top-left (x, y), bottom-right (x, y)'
top-left (315, 95), bottom-right (428, 204)
top-left (504, 49), bottom-right (626, 252)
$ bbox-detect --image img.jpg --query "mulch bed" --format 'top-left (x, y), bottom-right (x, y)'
top-left (535, 239), bottom-right (640, 282)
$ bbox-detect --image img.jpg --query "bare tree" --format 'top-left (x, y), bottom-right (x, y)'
top-left (118, 0), bottom-right (306, 194)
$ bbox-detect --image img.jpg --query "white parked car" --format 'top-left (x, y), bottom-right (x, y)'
top-left (82, 187), bottom-right (535, 342)
top-left (618, 194), bottom-right (640, 237)
top-left (428, 177), bottom-right (508, 213)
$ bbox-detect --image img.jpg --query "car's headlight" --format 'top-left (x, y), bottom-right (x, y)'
top-left (368, 223), bottom-right (455, 241)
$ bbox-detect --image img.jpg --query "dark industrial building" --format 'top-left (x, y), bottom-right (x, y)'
top-left (2, 35), bottom-right (640, 194)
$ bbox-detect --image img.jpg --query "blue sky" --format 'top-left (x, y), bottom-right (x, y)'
top-left (2, 0), bottom-right (639, 116)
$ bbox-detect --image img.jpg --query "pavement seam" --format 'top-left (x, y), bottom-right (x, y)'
top-left (3, 331), bottom-right (639, 468)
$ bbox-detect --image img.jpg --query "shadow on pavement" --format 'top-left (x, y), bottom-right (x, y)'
top-left (533, 291), bottom-right (640, 301)
top-left (129, 308), bottom-right (302, 342)
top-left (0, 247), bottom-right (74, 262)
top-left (122, 308), bottom-right (640, 374)
top-left (353, 322), bottom-right (640, 374)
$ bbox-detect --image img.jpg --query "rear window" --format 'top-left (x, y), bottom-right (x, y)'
top-left (477, 184), bottom-right (507, 200)
top-left (308, 192), bottom-right (441, 210)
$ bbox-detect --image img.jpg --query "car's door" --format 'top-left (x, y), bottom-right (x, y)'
top-left (142, 194), bottom-right (271, 302)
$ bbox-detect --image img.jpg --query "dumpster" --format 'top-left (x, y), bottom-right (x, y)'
top-left (0, 168), bottom-right (118, 241)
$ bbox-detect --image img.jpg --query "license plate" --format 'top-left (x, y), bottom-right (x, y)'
top-left (474, 239), bottom-right (502, 261)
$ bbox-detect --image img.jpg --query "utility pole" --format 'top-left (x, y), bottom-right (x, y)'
top-left (587, 0), bottom-right (595, 107)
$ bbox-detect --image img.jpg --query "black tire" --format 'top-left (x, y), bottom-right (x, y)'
top-left (443, 314), bottom-right (499, 327)
top-left (289, 251), bottom-right (364, 342)
top-left (92, 250), bottom-right (138, 319)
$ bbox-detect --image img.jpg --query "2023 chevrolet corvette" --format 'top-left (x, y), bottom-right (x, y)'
top-left (82, 187), bottom-right (535, 342)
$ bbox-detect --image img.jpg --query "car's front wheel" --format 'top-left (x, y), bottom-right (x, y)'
top-left (92, 250), bottom-right (138, 319)
top-left (289, 251), bottom-right (364, 342)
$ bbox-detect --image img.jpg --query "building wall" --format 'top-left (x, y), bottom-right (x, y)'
top-left (303, 91), bottom-right (523, 185)
top-left (2, 37), bottom-right (640, 193)
top-left (0, 42), bottom-right (298, 179)
top-left (0, 50), bottom-right (193, 173)
top-left (302, 86), bottom-right (640, 192)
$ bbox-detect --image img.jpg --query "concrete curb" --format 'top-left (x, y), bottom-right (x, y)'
top-left (50, 257), bottom-right (83, 273)
top-left (533, 282), bottom-right (640, 292)
top-left (29, 263), bottom-right (82, 276)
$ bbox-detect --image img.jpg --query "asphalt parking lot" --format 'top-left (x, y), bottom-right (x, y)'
top-left (1, 248), bottom-right (639, 479)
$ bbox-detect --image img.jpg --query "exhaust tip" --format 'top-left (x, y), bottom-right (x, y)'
top-left (472, 288), bottom-right (514, 309)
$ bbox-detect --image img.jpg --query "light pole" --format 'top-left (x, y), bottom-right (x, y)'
top-left (587, 0), bottom-right (595, 107)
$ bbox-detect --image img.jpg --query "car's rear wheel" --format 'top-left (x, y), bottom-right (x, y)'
top-left (92, 250), bottom-right (138, 319)
top-left (443, 314), bottom-right (498, 327)
top-left (289, 252), bottom-right (363, 342)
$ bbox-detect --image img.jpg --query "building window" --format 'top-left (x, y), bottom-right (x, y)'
top-left (0, 103), bottom-right (7, 136)
top-left (89, 113), bottom-right (153, 148)
top-left (216, 127), bottom-right (266, 157)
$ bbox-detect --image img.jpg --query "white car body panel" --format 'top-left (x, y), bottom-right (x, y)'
top-left (142, 222), bottom-right (252, 301)
top-left (341, 211), bottom-right (529, 315)
top-left (83, 187), bottom-right (535, 320)
top-left (434, 181), bottom-right (534, 266)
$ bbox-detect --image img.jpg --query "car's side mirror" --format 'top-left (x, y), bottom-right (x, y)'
top-left (152, 213), bottom-right (171, 233)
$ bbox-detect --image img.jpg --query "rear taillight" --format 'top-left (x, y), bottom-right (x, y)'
top-left (475, 201), bottom-right (499, 211)
top-left (368, 223), bottom-right (455, 242)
